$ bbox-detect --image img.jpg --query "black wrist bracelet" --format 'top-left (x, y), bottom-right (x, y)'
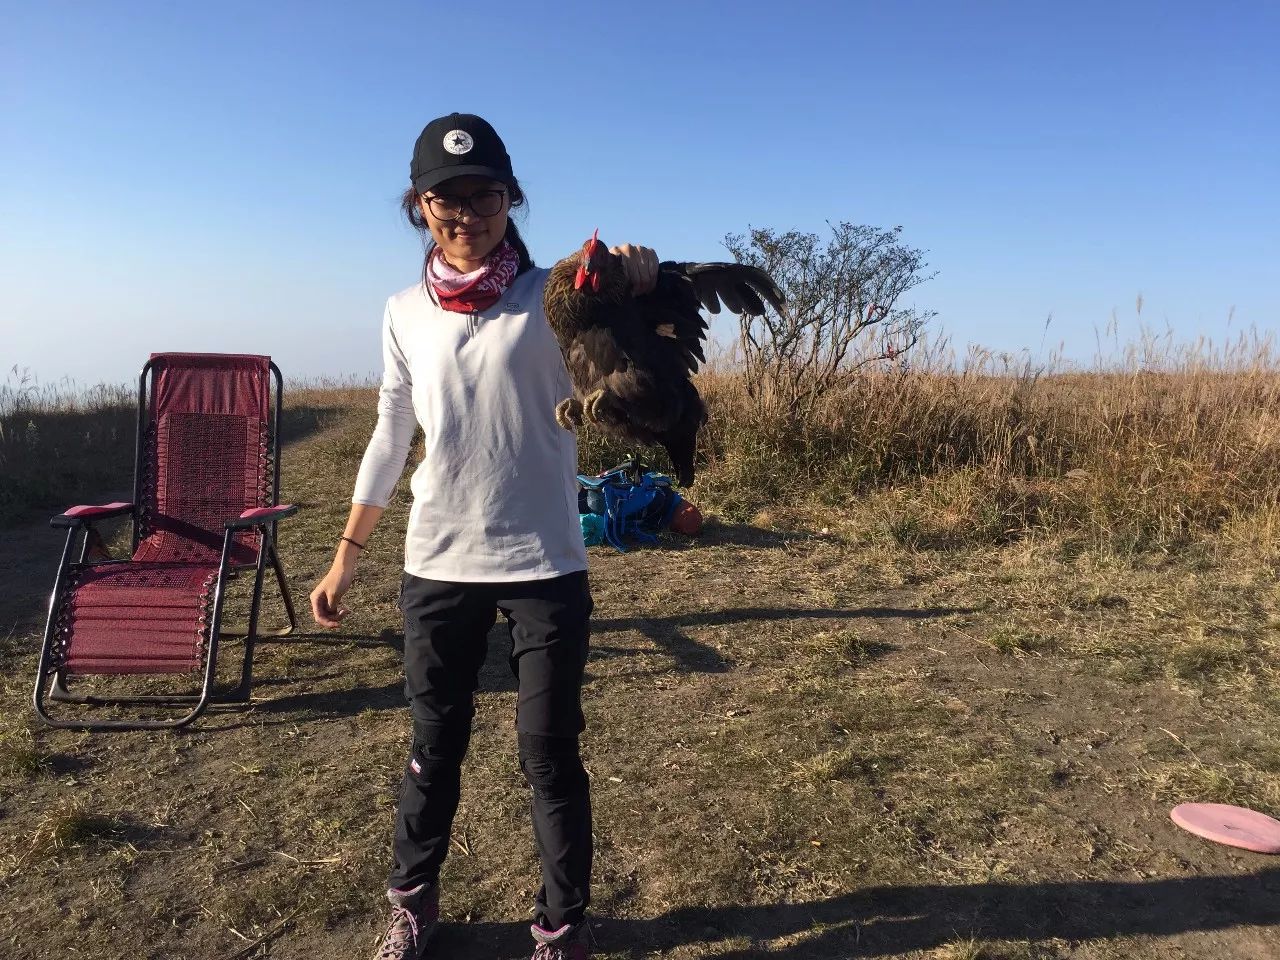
top-left (341, 536), bottom-right (366, 550)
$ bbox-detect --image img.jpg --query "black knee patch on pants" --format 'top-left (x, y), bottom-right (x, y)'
top-left (518, 733), bottom-right (587, 797)
top-left (411, 717), bottom-right (471, 775)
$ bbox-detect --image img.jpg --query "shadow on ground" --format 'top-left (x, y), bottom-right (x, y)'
top-left (592, 605), bottom-right (973, 674)
top-left (446, 868), bottom-right (1280, 958)
top-left (194, 601), bottom-right (973, 726)
top-left (611, 519), bottom-right (816, 552)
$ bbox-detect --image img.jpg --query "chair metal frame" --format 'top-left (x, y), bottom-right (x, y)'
top-left (32, 356), bottom-right (299, 731)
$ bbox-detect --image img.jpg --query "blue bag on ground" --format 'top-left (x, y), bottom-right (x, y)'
top-left (576, 458), bottom-right (683, 552)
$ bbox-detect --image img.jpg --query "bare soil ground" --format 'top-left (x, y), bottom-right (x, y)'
top-left (2, 399), bottom-right (1278, 960)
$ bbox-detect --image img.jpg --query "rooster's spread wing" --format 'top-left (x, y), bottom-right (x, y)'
top-left (634, 262), bottom-right (785, 372)
top-left (671, 262), bottom-right (785, 318)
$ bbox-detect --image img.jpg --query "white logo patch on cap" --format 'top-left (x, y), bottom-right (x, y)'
top-left (443, 130), bottom-right (474, 155)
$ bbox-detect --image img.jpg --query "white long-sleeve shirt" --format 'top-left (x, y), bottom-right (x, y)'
top-left (352, 267), bottom-right (588, 581)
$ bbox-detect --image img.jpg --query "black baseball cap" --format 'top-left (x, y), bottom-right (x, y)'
top-left (410, 113), bottom-right (515, 195)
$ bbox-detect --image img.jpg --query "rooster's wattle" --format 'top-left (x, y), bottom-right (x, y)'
top-left (544, 231), bottom-right (784, 486)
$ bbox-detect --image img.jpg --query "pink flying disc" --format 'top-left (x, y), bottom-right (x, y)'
top-left (1170, 803), bottom-right (1280, 854)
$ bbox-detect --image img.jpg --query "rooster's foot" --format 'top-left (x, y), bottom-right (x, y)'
top-left (583, 388), bottom-right (609, 425)
top-left (555, 397), bottom-right (583, 431)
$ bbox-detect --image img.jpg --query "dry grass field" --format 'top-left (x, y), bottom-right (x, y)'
top-left (2, 346), bottom-right (1279, 959)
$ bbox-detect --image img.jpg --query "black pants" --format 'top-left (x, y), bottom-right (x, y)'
top-left (388, 569), bottom-right (594, 930)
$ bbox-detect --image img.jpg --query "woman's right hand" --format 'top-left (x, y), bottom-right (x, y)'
top-left (310, 562), bottom-right (356, 628)
top-left (313, 505), bottom-right (382, 628)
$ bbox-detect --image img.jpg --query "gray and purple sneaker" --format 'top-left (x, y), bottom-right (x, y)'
top-left (373, 882), bottom-right (439, 960)
top-left (530, 920), bottom-right (593, 960)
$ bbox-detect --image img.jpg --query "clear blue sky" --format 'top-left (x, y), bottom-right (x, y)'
top-left (3, 0), bottom-right (1277, 389)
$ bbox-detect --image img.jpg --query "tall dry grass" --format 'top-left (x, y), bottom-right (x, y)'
top-left (6, 331), bottom-right (1280, 558)
top-left (675, 328), bottom-right (1280, 553)
top-left (0, 367), bottom-right (135, 526)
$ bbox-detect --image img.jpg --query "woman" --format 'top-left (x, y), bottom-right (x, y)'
top-left (309, 112), bottom-right (658, 960)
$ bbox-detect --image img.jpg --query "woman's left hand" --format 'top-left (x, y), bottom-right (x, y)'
top-left (609, 243), bottom-right (660, 295)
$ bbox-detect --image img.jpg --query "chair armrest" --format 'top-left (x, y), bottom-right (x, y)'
top-left (224, 504), bottom-right (299, 530)
top-left (51, 502), bottom-right (134, 529)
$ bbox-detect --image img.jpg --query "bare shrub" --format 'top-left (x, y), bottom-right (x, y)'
top-left (723, 222), bottom-right (937, 420)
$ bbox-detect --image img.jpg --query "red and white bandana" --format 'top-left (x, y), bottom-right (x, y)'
top-left (427, 240), bottom-right (519, 314)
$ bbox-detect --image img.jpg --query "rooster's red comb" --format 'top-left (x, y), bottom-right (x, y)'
top-left (575, 228), bottom-right (603, 291)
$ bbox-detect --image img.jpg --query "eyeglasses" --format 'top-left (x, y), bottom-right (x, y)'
top-left (423, 189), bottom-right (507, 221)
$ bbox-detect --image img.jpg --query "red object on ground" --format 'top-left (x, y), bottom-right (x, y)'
top-left (668, 499), bottom-right (703, 535)
top-left (1170, 803), bottom-right (1280, 854)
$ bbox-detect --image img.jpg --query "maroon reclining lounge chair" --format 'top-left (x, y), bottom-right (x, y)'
top-left (33, 352), bottom-right (299, 730)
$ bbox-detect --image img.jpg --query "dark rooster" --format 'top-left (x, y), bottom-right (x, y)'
top-left (544, 231), bottom-right (784, 486)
